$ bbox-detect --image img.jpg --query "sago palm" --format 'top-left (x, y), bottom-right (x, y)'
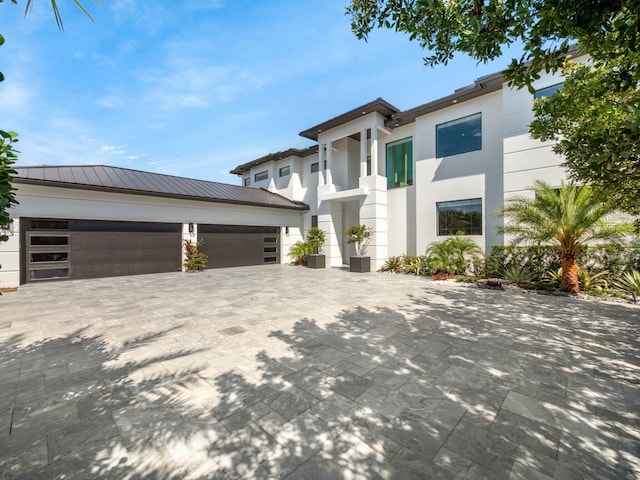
top-left (497, 180), bottom-right (633, 293)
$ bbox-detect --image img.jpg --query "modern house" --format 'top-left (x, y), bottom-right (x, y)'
top-left (0, 64), bottom-right (569, 287)
top-left (230, 68), bottom-right (568, 271)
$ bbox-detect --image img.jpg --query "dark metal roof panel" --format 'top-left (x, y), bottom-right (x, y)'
top-left (14, 165), bottom-right (309, 211)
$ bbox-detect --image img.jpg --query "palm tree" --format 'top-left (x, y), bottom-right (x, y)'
top-left (497, 180), bottom-right (634, 293)
top-left (24, 0), bottom-right (97, 30)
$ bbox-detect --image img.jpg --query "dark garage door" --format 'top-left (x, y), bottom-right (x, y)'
top-left (23, 218), bottom-right (182, 283)
top-left (198, 224), bottom-right (280, 268)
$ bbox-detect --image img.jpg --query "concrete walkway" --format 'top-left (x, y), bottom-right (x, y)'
top-left (1, 265), bottom-right (639, 479)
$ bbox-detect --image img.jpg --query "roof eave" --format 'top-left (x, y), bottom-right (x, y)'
top-left (299, 97), bottom-right (400, 141)
top-left (230, 145), bottom-right (319, 175)
top-left (386, 72), bottom-right (505, 128)
top-left (13, 177), bottom-right (310, 211)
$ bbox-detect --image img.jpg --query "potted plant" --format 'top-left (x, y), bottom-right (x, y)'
top-left (306, 226), bottom-right (326, 269)
top-left (345, 224), bottom-right (372, 272)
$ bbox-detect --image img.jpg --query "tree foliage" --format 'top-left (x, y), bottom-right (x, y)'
top-left (1, 0), bottom-right (97, 30)
top-left (0, 33), bottom-right (19, 242)
top-left (346, 0), bottom-right (640, 215)
top-left (497, 180), bottom-right (634, 293)
top-left (530, 58), bottom-right (640, 216)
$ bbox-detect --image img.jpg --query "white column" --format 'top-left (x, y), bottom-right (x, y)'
top-left (325, 141), bottom-right (333, 185)
top-left (360, 128), bottom-right (367, 178)
top-left (318, 142), bottom-right (325, 186)
top-left (371, 127), bottom-right (379, 176)
top-left (358, 175), bottom-right (388, 271)
top-left (181, 222), bottom-right (197, 272)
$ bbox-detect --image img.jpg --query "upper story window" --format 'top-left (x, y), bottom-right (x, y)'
top-left (437, 198), bottom-right (482, 236)
top-left (254, 171), bottom-right (268, 182)
top-left (436, 113), bottom-right (482, 158)
top-left (534, 83), bottom-right (563, 99)
top-left (311, 215), bottom-right (318, 228)
top-left (311, 162), bottom-right (319, 173)
top-left (386, 137), bottom-right (413, 189)
top-left (279, 165), bottom-right (290, 177)
top-left (243, 177), bottom-right (251, 187)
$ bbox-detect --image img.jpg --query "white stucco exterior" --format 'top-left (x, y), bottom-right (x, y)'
top-left (1, 66), bottom-right (572, 288)
top-left (235, 70), bottom-right (570, 270)
top-left (0, 183), bottom-right (304, 288)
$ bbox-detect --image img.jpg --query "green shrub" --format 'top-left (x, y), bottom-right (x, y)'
top-left (485, 244), bottom-right (640, 285)
top-left (578, 268), bottom-right (609, 293)
top-left (503, 264), bottom-right (533, 286)
top-left (183, 239), bottom-right (208, 272)
top-left (380, 256), bottom-right (403, 273)
top-left (425, 237), bottom-right (483, 275)
top-left (402, 255), bottom-right (430, 276)
top-left (289, 241), bottom-right (314, 265)
top-left (614, 270), bottom-right (640, 303)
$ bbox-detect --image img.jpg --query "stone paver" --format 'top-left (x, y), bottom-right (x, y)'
top-left (1, 265), bottom-right (639, 479)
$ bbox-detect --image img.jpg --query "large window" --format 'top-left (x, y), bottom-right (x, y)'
top-left (437, 198), bottom-right (482, 236)
top-left (436, 113), bottom-right (482, 158)
top-left (386, 137), bottom-right (413, 188)
top-left (254, 171), bottom-right (268, 182)
top-left (279, 165), bottom-right (290, 177)
top-left (534, 83), bottom-right (563, 99)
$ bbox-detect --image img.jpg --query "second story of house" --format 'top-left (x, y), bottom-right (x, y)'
top-left (230, 63), bottom-right (570, 208)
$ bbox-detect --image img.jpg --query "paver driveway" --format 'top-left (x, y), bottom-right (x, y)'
top-left (1, 265), bottom-right (639, 479)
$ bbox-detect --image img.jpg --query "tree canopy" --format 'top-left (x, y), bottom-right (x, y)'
top-left (346, 0), bottom-right (640, 216)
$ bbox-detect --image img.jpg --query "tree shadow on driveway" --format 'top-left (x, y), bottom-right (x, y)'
top-left (1, 284), bottom-right (639, 479)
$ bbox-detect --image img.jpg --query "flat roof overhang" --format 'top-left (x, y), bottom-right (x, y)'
top-left (299, 98), bottom-right (400, 141)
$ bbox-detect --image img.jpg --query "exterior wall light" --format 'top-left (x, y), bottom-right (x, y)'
top-left (188, 223), bottom-right (194, 234)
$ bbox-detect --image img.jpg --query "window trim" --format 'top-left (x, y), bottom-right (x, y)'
top-left (254, 170), bottom-right (268, 182)
top-left (436, 113), bottom-right (482, 158)
top-left (436, 197), bottom-right (483, 236)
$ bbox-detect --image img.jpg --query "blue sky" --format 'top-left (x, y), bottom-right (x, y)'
top-left (1, 0), bottom-right (522, 184)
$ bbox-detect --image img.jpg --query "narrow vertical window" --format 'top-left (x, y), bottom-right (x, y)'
top-left (386, 137), bottom-right (413, 188)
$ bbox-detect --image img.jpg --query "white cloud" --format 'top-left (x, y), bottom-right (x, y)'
top-left (0, 84), bottom-right (31, 112)
top-left (96, 95), bottom-right (125, 108)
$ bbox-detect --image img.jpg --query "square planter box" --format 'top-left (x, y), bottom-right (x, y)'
top-left (307, 254), bottom-right (326, 269)
top-left (349, 256), bottom-right (370, 273)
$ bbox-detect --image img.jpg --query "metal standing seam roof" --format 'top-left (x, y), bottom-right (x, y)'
top-left (14, 165), bottom-right (309, 211)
